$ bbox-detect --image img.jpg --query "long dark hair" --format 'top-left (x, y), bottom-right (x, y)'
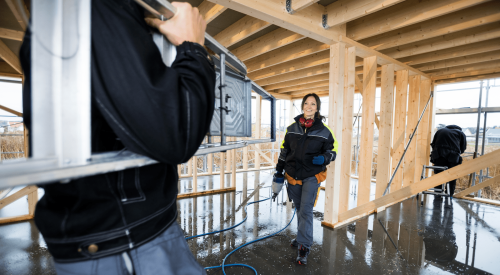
top-left (301, 93), bottom-right (326, 121)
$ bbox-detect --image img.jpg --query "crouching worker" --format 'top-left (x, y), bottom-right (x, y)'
top-left (274, 93), bottom-right (338, 265)
top-left (20, 1), bottom-right (215, 274)
top-left (430, 125), bottom-right (467, 197)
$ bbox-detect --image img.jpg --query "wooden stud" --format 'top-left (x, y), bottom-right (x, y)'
top-left (214, 15), bottom-right (271, 48)
top-left (232, 28), bottom-right (305, 62)
top-left (360, 2), bottom-right (500, 52)
top-left (461, 197), bottom-right (500, 207)
top-left (220, 151), bottom-right (225, 189)
top-left (207, 152), bottom-right (213, 174)
top-left (414, 78), bottom-right (431, 183)
top-left (339, 46), bottom-right (356, 214)
top-left (178, 164), bottom-right (181, 176)
top-left (255, 95), bottom-right (262, 170)
top-left (347, 0), bottom-right (490, 41)
top-left (425, 83), bottom-right (436, 169)
top-left (390, 70), bottom-right (409, 193)
top-left (197, 0), bottom-right (227, 23)
top-left (402, 75), bottom-right (420, 188)
top-left (357, 56), bottom-right (377, 206)
top-left (0, 214), bottom-right (33, 225)
top-left (333, 149), bottom-right (500, 225)
top-left (248, 51), bottom-right (330, 81)
top-left (28, 188), bottom-right (38, 215)
top-left (375, 63), bottom-right (395, 199)
top-left (193, 156), bottom-right (198, 192)
top-left (187, 158), bottom-right (193, 177)
top-left (323, 42), bottom-right (346, 226)
top-left (0, 27), bottom-right (24, 41)
top-left (326, 0), bottom-right (405, 27)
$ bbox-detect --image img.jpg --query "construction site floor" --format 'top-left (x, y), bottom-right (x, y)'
top-left (1, 170), bottom-right (499, 274)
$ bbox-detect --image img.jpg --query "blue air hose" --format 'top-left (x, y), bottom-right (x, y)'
top-left (185, 196), bottom-right (296, 275)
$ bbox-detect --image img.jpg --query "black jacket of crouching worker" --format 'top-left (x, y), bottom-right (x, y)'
top-left (276, 114), bottom-right (338, 180)
top-left (430, 125), bottom-right (467, 165)
top-left (20, 0), bottom-right (215, 262)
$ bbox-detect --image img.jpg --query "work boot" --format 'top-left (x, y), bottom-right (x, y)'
top-left (290, 239), bottom-right (299, 248)
top-left (296, 245), bottom-right (310, 265)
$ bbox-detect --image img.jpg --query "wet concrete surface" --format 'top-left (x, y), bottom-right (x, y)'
top-left (1, 171), bottom-right (500, 274)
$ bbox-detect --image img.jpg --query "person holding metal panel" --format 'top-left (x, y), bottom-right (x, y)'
top-left (274, 93), bottom-right (338, 265)
top-left (20, 1), bottom-right (214, 274)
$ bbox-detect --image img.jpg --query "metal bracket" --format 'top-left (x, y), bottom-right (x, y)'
top-left (286, 0), bottom-right (295, 14)
top-left (322, 14), bottom-right (329, 29)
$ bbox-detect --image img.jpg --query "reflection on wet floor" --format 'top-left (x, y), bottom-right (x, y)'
top-left (1, 170), bottom-right (500, 274)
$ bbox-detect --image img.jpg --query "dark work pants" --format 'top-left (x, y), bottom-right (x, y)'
top-left (432, 157), bottom-right (461, 196)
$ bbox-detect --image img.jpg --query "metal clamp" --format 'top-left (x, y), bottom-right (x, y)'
top-left (286, 0), bottom-right (294, 14)
top-left (322, 14), bottom-right (329, 30)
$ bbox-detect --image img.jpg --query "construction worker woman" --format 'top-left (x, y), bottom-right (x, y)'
top-left (274, 93), bottom-right (338, 265)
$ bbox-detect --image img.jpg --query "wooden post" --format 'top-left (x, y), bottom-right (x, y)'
top-left (243, 137), bottom-right (249, 171)
top-left (339, 46), bottom-right (355, 214)
top-left (227, 138), bottom-right (232, 173)
top-left (193, 156), bottom-right (198, 192)
top-left (187, 158), bottom-right (193, 177)
top-left (402, 75), bottom-right (420, 188)
top-left (323, 42), bottom-right (345, 226)
top-left (220, 152), bottom-right (225, 189)
top-left (207, 153), bottom-right (213, 175)
top-left (255, 95), bottom-right (262, 170)
top-left (391, 70), bottom-right (409, 193)
top-left (178, 164), bottom-right (182, 176)
top-left (375, 63), bottom-right (395, 199)
top-left (426, 83), bottom-right (436, 169)
top-left (414, 78), bottom-right (431, 183)
top-left (232, 137), bottom-right (236, 188)
top-left (357, 55), bottom-right (377, 206)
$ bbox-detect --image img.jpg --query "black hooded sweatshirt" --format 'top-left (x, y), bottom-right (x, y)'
top-left (430, 125), bottom-right (467, 164)
top-left (20, 0), bottom-right (215, 262)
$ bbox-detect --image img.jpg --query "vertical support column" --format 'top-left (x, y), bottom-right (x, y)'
top-left (357, 56), bottom-right (377, 206)
top-left (339, 46), bottom-right (355, 214)
top-left (323, 42), bottom-right (345, 226)
top-left (402, 75), bottom-right (420, 188)
top-left (193, 156), bottom-right (198, 192)
top-left (207, 153), bottom-right (213, 174)
top-left (243, 139), bottom-right (249, 171)
top-left (255, 95), bottom-right (262, 170)
top-left (375, 64), bottom-right (395, 199)
top-left (178, 164), bottom-right (182, 176)
top-left (220, 152), bottom-right (225, 189)
top-left (426, 83), bottom-right (436, 169)
top-left (187, 158), bottom-right (193, 177)
top-left (415, 78), bottom-right (431, 183)
top-left (231, 138), bottom-right (236, 188)
top-left (226, 138), bottom-right (232, 172)
top-left (289, 99), bottom-right (294, 124)
top-left (391, 70), bottom-right (409, 193)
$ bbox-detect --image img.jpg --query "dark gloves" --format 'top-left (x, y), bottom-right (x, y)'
top-left (312, 155), bottom-right (325, 165)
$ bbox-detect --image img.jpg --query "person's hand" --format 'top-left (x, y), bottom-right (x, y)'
top-left (312, 155), bottom-right (325, 165)
top-left (145, 2), bottom-right (206, 46)
top-left (274, 171), bottom-right (284, 178)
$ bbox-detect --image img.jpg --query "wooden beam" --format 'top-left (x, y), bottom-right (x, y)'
top-left (177, 187), bottom-right (236, 199)
top-left (248, 50), bottom-right (329, 81)
top-left (354, 74), bottom-right (363, 94)
top-left (208, 0), bottom-right (346, 45)
top-left (326, 0), bottom-right (405, 27)
top-left (360, 2), bottom-right (500, 52)
top-left (266, 91), bottom-right (292, 100)
top-left (0, 40), bottom-right (22, 74)
top-left (291, 0), bottom-right (320, 12)
top-left (414, 78), bottom-right (431, 184)
top-left (5, 0), bottom-right (29, 31)
top-left (213, 15), bottom-right (271, 48)
top-left (198, 0), bottom-right (227, 23)
top-left (0, 61), bottom-right (21, 78)
top-left (375, 63), bottom-right (395, 199)
top-left (381, 22), bottom-right (500, 60)
top-left (324, 42), bottom-right (346, 225)
top-left (426, 83), bottom-right (435, 169)
top-left (0, 214), bottom-right (33, 225)
top-left (254, 145), bottom-right (273, 164)
top-left (427, 60), bottom-right (500, 78)
top-left (0, 28), bottom-right (24, 41)
top-left (28, 186), bottom-right (38, 215)
top-left (357, 56), bottom-right (377, 206)
top-left (461, 196), bottom-right (500, 207)
top-left (0, 186), bottom-right (37, 210)
top-left (263, 73), bottom-right (329, 90)
top-left (346, 0), bottom-right (491, 41)
top-left (399, 38), bottom-right (500, 67)
top-left (390, 70), bottom-right (409, 193)
top-left (335, 148), bottom-right (500, 225)
top-left (339, 46), bottom-right (356, 214)
top-left (0, 104), bottom-right (22, 117)
top-left (245, 38), bottom-right (329, 73)
top-left (255, 63), bottom-right (329, 87)
top-left (454, 175), bottom-right (500, 198)
top-left (275, 80), bottom-right (329, 93)
top-left (415, 50), bottom-right (500, 72)
top-left (434, 72), bottom-right (500, 84)
top-left (402, 75), bottom-right (420, 188)
top-left (289, 86), bottom-right (329, 96)
top-left (432, 67), bottom-right (500, 81)
top-left (232, 28), bottom-right (305, 62)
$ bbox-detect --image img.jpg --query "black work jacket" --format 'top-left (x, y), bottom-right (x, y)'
top-left (20, 0), bottom-right (215, 262)
top-left (276, 115), bottom-right (338, 180)
top-left (430, 125), bottom-right (467, 164)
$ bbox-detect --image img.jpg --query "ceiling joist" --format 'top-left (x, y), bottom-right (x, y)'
top-left (255, 63), bottom-right (329, 87)
top-left (213, 15), bottom-right (271, 48)
top-left (263, 73), bottom-right (329, 90)
top-left (415, 50), bottom-right (500, 72)
top-left (198, 1), bottom-right (227, 23)
top-left (325, 0), bottom-right (405, 27)
top-left (0, 40), bottom-right (22, 74)
top-left (0, 28), bottom-right (24, 41)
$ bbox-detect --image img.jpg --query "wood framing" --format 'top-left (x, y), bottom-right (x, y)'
top-left (402, 75), bottom-right (420, 188)
top-left (263, 74), bottom-right (329, 90)
top-left (255, 95), bottom-right (262, 170)
top-left (346, 0), bottom-right (490, 41)
top-left (414, 79), bottom-right (431, 183)
top-left (231, 28), bottom-right (305, 62)
top-left (461, 197), bottom-right (500, 207)
top-left (357, 55), bottom-right (377, 206)
top-left (415, 50), bottom-right (500, 72)
top-left (197, 0), bottom-right (227, 23)
top-left (325, 0), bottom-right (405, 27)
top-left (0, 27), bottom-right (24, 41)
top-left (0, 185), bottom-right (38, 225)
top-left (213, 15), bottom-right (271, 48)
top-left (454, 175), bottom-right (500, 198)
top-left (5, 0), bottom-right (29, 31)
top-left (323, 42), bottom-right (346, 226)
top-left (290, 0), bottom-right (320, 12)
top-left (375, 63), bottom-right (395, 199)
top-left (0, 40), bottom-right (22, 74)
top-left (275, 80), bottom-right (329, 94)
top-left (0, 104), bottom-right (22, 117)
top-left (328, 149), bottom-right (500, 227)
top-left (177, 187), bottom-right (236, 199)
top-left (428, 60), bottom-right (500, 79)
top-left (255, 64), bottom-right (329, 87)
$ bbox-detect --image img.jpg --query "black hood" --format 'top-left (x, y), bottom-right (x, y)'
top-left (446, 125), bottom-right (462, 131)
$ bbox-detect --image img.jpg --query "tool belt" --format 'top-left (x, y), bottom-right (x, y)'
top-left (285, 169), bottom-right (327, 185)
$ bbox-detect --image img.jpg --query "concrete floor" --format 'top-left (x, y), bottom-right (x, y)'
top-left (1, 170), bottom-right (500, 274)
